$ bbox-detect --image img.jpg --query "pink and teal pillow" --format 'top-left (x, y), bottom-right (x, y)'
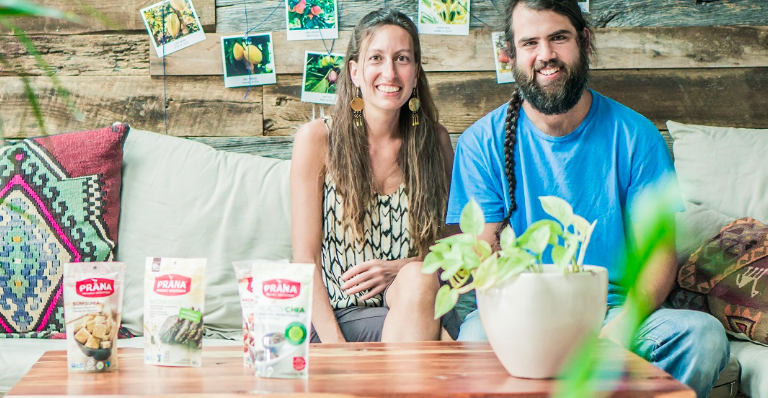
top-left (0, 124), bottom-right (127, 338)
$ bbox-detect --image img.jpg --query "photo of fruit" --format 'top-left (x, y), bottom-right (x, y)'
top-left (223, 35), bottom-right (273, 77)
top-left (142, 0), bottom-right (200, 48)
top-left (419, 0), bottom-right (469, 26)
top-left (220, 33), bottom-right (277, 88)
top-left (287, 0), bottom-right (336, 30)
top-left (418, 0), bottom-right (470, 35)
top-left (140, 0), bottom-right (206, 57)
top-left (491, 31), bottom-right (514, 84)
top-left (301, 51), bottom-right (345, 105)
top-left (304, 53), bottom-right (342, 94)
top-left (285, 0), bottom-right (338, 40)
top-left (493, 33), bottom-right (511, 73)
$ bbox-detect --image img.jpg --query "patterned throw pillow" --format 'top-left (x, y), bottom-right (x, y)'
top-left (669, 217), bottom-right (768, 345)
top-left (0, 124), bottom-right (127, 338)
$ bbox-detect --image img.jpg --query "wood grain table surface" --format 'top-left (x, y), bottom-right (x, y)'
top-left (6, 341), bottom-right (694, 398)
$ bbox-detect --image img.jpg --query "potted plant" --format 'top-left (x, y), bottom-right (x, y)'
top-left (423, 196), bottom-right (608, 379)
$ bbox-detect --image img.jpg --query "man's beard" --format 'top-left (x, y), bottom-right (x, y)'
top-left (512, 51), bottom-right (590, 115)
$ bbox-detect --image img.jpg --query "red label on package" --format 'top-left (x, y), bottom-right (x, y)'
top-left (293, 356), bottom-right (306, 371)
top-left (153, 274), bottom-right (191, 296)
top-left (263, 279), bottom-right (300, 299)
top-left (246, 277), bottom-right (254, 293)
top-left (76, 278), bottom-right (115, 297)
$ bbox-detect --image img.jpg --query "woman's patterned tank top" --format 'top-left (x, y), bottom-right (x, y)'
top-left (320, 176), bottom-right (411, 309)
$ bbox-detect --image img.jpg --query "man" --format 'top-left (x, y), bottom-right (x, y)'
top-left (447, 1), bottom-right (729, 396)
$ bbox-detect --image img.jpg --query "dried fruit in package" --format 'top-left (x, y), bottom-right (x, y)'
top-left (64, 262), bottom-right (126, 372)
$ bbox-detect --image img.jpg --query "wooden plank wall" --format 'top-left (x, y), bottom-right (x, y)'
top-left (1, 0), bottom-right (767, 159)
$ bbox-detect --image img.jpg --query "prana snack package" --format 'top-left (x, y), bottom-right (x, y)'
top-left (250, 262), bottom-right (314, 378)
top-left (144, 257), bottom-right (206, 367)
top-left (64, 262), bottom-right (126, 372)
top-left (232, 260), bottom-right (256, 367)
top-left (233, 259), bottom-right (289, 368)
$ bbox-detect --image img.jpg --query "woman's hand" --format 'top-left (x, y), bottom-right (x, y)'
top-left (340, 258), bottom-right (414, 301)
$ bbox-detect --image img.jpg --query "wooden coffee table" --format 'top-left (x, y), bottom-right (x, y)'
top-left (7, 341), bottom-right (694, 397)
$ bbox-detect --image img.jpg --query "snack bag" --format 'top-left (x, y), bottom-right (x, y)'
top-left (250, 262), bottom-right (314, 378)
top-left (64, 262), bottom-right (126, 372)
top-left (144, 257), bottom-right (206, 367)
top-left (232, 261), bottom-right (256, 367)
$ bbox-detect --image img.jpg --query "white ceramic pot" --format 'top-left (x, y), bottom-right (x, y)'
top-left (476, 264), bottom-right (608, 379)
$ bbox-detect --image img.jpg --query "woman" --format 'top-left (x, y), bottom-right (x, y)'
top-left (291, 9), bottom-right (455, 343)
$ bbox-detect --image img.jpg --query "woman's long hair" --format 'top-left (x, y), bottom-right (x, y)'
top-left (327, 9), bottom-right (448, 257)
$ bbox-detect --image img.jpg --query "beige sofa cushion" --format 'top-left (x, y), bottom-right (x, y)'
top-left (668, 120), bottom-right (768, 223)
top-left (116, 129), bottom-right (292, 336)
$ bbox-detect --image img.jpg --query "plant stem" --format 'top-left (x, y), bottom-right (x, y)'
top-left (456, 282), bottom-right (476, 295)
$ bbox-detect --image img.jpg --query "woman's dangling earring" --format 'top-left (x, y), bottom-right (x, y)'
top-left (350, 87), bottom-right (364, 127)
top-left (408, 87), bottom-right (420, 126)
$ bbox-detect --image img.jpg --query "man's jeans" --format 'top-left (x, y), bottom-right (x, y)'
top-left (458, 304), bottom-right (730, 398)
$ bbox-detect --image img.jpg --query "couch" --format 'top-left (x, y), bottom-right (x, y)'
top-left (0, 127), bottom-right (292, 395)
top-left (0, 123), bottom-right (766, 397)
top-left (669, 120), bottom-right (768, 398)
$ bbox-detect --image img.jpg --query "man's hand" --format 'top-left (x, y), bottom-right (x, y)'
top-left (340, 258), bottom-right (411, 301)
top-left (600, 309), bottom-right (633, 349)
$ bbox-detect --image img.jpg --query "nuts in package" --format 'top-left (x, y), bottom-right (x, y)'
top-left (64, 262), bottom-right (126, 372)
top-left (144, 257), bottom-right (206, 367)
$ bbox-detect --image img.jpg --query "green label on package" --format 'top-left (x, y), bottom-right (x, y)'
top-left (178, 307), bottom-right (202, 323)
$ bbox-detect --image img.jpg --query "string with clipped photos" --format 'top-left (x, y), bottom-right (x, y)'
top-left (310, 0), bottom-right (343, 120)
top-left (161, 5), bottom-right (168, 135)
top-left (240, 0), bottom-right (285, 99)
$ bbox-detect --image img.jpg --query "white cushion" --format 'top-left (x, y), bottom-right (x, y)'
top-left (116, 129), bottom-right (292, 336)
top-left (730, 339), bottom-right (768, 397)
top-left (668, 120), bottom-right (768, 223)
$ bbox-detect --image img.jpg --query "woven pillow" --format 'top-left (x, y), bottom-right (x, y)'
top-left (669, 217), bottom-right (768, 345)
top-left (0, 124), bottom-right (127, 338)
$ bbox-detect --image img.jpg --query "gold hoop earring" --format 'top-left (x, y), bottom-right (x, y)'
top-left (350, 87), bottom-right (364, 127)
top-left (408, 87), bottom-right (420, 126)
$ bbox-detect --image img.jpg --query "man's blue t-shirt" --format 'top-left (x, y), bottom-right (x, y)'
top-left (447, 90), bottom-right (679, 293)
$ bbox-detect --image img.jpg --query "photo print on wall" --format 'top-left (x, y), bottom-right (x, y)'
top-left (140, 0), bottom-right (206, 57)
top-left (301, 51), bottom-right (345, 105)
top-left (418, 0), bottom-right (471, 36)
top-left (285, 0), bottom-right (339, 41)
top-left (220, 33), bottom-right (277, 88)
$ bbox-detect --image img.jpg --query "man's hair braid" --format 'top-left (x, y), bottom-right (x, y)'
top-left (497, 89), bottom-right (523, 237)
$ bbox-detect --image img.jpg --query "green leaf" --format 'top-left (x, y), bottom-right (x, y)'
top-left (499, 225), bottom-right (517, 250)
top-left (0, 0), bottom-right (78, 21)
top-left (576, 220), bottom-right (598, 266)
top-left (523, 224), bottom-right (551, 255)
top-left (472, 254), bottom-right (499, 291)
top-left (458, 245), bottom-right (481, 270)
top-left (476, 239), bottom-right (493, 261)
top-left (429, 242), bottom-right (451, 254)
top-left (437, 233), bottom-right (476, 246)
top-left (459, 199), bottom-right (485, 236)
top-left (571, 215), bottom-right (591, 237)
top-left (496, 249), bottom-right (535, 281)
top-left (434, 285), bottom-right (459, 319)
top-left (551, 244), bottom-right (568, 269)
top-left (518, 220), bottom-right (562, 247)
top-left (310, 76), bottom-right (329, 93)
top-left (422, 251), bottom-right (444, 274)
top-left (439, 246), bottom-right (465, 280)
top-left (540, 196), bottom-right (573, 228)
